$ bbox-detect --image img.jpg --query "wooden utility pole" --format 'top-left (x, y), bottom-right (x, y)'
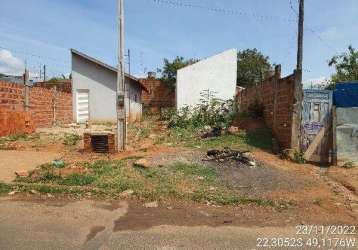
top-left (291, 0), bottom-right (304, 152)
top-left (297, 0), bottom-right (304, 72)
top-left (116, 0), bottom-right (126, 151)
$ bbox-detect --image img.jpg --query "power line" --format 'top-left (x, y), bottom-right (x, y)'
top-left (151, 0), bottom-right (339, 60)
top-left (152, 0), bottom-right (296, 23)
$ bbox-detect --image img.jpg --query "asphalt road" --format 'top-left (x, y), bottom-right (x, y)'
top-left (0, 197), bottom-right (356, 250)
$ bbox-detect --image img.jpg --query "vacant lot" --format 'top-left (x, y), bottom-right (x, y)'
top-left (0, 116), bottom-right (357, 226)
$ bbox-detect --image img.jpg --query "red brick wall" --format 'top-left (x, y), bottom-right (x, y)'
top-left (0, 82), bottom-right (24, 111)
top-left (0, 108), bottom-right (35, 137)
top-left (238, 67), bottom-right (296, 149)
top-left (33, 81), bottom-right (72, 93)
top-left (0, 81), bottom-right (73, 135)
top-left (139, 79), bottom-right (175, 110)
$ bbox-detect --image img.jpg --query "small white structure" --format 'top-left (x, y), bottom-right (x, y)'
top-left (176, 49), bottom-right (237, 110)
top-left (71, 49), bottom-right (146, 123)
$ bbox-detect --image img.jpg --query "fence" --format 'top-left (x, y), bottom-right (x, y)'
top-left (0, 81), bottom-right (72, 136)
top-left (237, 65), bottom-right (297, 149)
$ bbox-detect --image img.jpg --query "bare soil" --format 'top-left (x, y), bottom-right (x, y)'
top-left (2, 122), bottom-right (358, 226)
top-left (0, 150), bottom-right (59, 182)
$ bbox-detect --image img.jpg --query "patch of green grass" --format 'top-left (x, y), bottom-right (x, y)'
top-left (14, 160), bottom-right (276, 207)
top-left (169, 163), bottom-right (218, 181)
top-left (0, 182), bottom-right (12, 194)
top-left (0, 133), bottom-right (40, 145)
top-left (63, 133), bottom-right (81, 146)
top-left (160, 127), bottom-right (272, 152)
top-left (60, 174), bottom-right (96, 186)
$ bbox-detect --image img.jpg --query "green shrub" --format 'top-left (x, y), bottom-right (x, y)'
top-left (63, 133), bottom-right (81, 146)
top-left (279, 149), bottom-right (290, 160)
top-left (293, 151), bottom-right (305, 164)
top-left (164, 91), bottom-right (236, 130)
top-left (0, 182), bottom-right (12, 194)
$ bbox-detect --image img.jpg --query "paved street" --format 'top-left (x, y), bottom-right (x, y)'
top-left (1, 197), bottom-right (356, 250)
top-left (0, 197), bottom-right (294, 249)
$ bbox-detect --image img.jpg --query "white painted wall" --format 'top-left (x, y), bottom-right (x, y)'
top-left (72, 53), bottom-right (142, 123)
top-left (176, 49), bottom-right (237, 110)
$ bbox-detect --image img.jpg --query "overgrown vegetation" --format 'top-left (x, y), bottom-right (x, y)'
top-left (14, 160), bottom-right (274, 206)
top-left (63, 133), bottom-right (81, 146)
top-left (279, 149), bottom-right (290, 160)
top-left (164, 91), bottom-right (236, 130)
top-left (156, 124), bottom-right (272, 152)
top-left (0, 182), bottom-right (12, 194)
top-left (293, 151), bottom-right (306, 164)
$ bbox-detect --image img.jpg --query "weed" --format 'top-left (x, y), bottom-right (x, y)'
top-left (279, 149), bottom-right (291, 160)
top-left (63, 133), bottom-right (81, 146)
top-left (313, 198), bottom-right (323, 206)
top-left (140, 127), bottom-right (151, 138)
top-left (170, 163), bottom-right (218, 181)
top-left (342, 161), bottom-right (355, 169)
top-left (0, 133), bottom-right (40, 145)
top-left (163, 127), bottom-right (272, 152)
top-left (0, 182), bottom-right (12, 194)
top-left (293, 151), bottom-right (306, 164)
top-left (60, 174), bottom-right (96, 186)
top-left (165, 91), bottom-right (236, 130)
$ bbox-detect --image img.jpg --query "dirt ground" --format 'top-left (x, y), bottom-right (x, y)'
top-left (0, 150), bottom-right (59, 183)
top-left (1, 121), bottom-right (358, 226)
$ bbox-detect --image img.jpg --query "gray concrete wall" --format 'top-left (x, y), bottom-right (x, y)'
top-left (176, 49), bottom-right (237, 110)
top-left (336, 107), bottom-right (358, 166)
top-left (72, 53), bottom-right (142, 122)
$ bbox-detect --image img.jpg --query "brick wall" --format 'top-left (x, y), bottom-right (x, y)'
top-left (0, 108), bottom-right (35, 136)
top-left (238, 66), bottom-right (296, 149)
top-left (0, 81), bottom-right (73, 135)
top-left (0, 82), bottom-right (24, 111)
top-left (33, 81), bottom-right (72, 93)
top-left (139, 78), bottom-right (175, 110)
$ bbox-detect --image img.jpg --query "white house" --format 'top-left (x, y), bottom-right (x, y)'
top-left (176, 49), bottom-right (237, 110)
top-left (71, 49), bottom-right (147, 123)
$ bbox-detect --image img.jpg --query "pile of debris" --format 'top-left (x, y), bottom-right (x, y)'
top-left (204, 148), bottom-right (256, 167)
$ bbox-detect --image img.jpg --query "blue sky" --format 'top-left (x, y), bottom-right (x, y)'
top-left (0, 0), bottom-right (357, 86)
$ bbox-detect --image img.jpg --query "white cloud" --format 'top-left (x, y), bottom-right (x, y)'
top-left (0, 49), bottom-right (25, 76)
top-left (303, 76), bottom-right (330, 89)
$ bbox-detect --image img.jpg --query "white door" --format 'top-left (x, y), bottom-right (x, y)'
top-left (76, 90), bottom-right (89, 123)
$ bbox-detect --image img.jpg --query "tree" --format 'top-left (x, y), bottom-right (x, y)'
top-left (157, 56), bottom-right (198, 89)
top-left (325, 45), bottom-right (358, 90)
top-left (237, 48), bottom-right (273, 87)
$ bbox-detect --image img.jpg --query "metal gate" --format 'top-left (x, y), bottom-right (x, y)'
top-left (302, 89), bottom-right (333, 162)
